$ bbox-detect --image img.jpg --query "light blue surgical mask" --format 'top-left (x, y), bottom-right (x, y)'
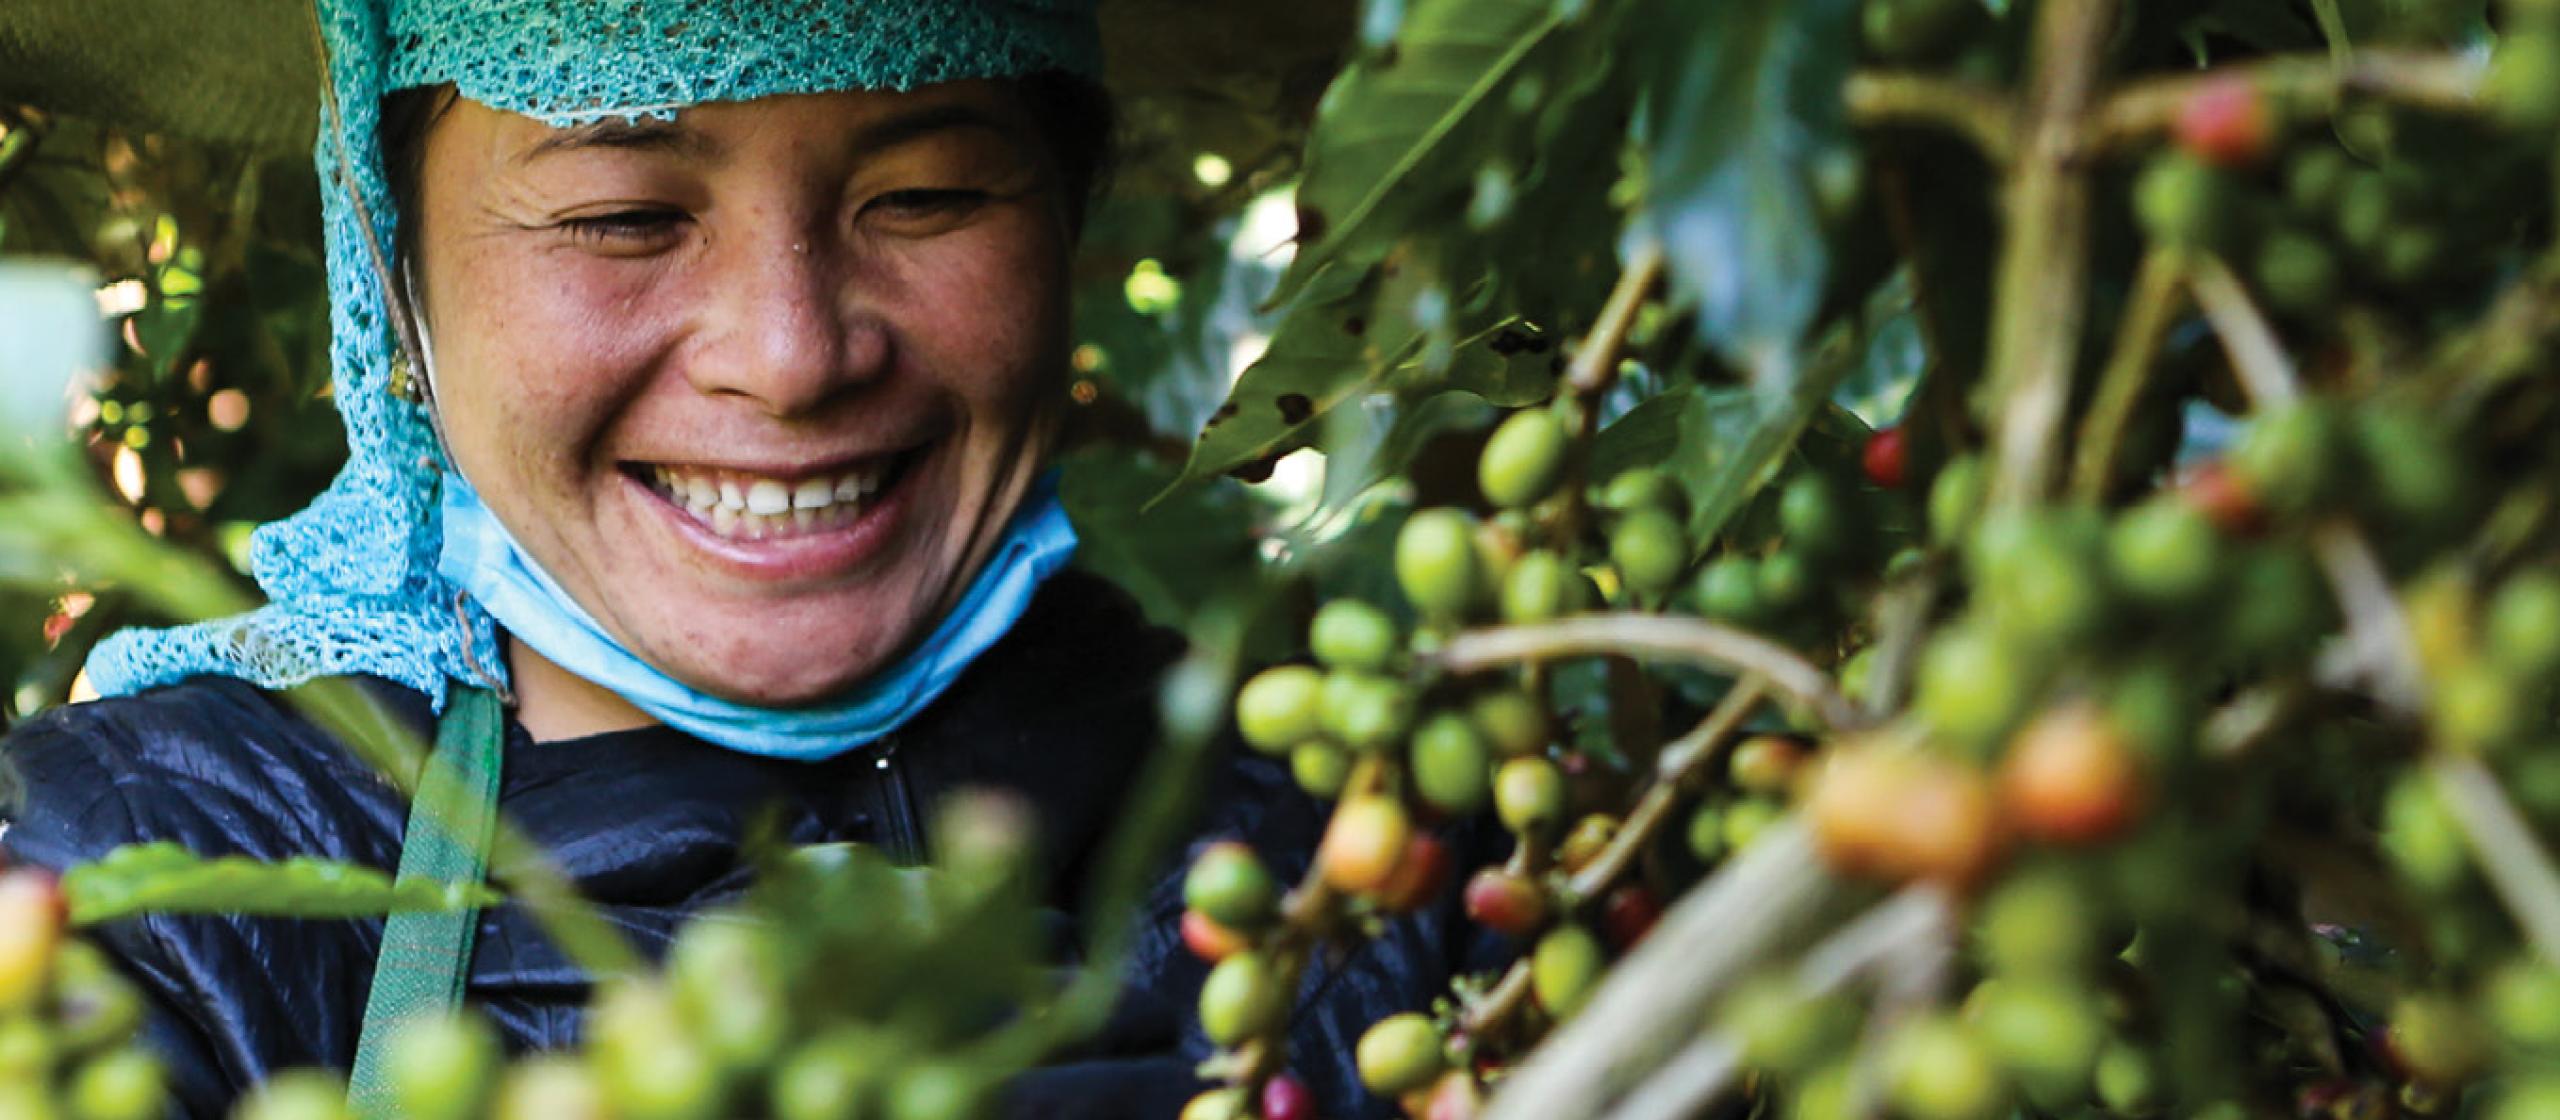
top-left (437, 467), bottom-right (1077, 760)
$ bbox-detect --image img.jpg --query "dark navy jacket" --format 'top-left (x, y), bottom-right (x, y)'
top-left (0, 573), bottom-right (1495, 1118)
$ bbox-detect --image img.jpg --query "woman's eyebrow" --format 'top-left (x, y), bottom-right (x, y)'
top-left (516, 117), bottom-right (722, 165)
top-left (843, 103), bottom-right (1023, 157)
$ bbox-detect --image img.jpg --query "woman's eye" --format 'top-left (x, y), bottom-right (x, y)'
top-left (866, 189), bottom-right (989, 226)
top-left (557, 209), bottom-right (687, 247)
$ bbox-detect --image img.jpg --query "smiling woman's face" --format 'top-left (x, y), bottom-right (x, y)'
top-left (411, 82), bottom-right (1071, 710)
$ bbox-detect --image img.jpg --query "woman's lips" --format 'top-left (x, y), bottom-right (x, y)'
top-left (621, 446), bottom-right (922, 581)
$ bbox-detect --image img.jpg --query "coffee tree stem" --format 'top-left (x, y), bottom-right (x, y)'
top-left (1844, 72), bottom-right (2017, 163)
top-left (1456, 680), bottom-right (1770, 1046)
top-left (1434, 615), bottom-right (1857, 730)
top-left (2089, 49), bottom-right (2487, 152)
top-left (1985, 0), bottom-right (2116, 507)
top-left (2069, 247), bottom-right (2189, 502)
top-left (1483, 821), bottom-right (1839, 1119)
top-left (2431, 755), bottom-right (2560, 964)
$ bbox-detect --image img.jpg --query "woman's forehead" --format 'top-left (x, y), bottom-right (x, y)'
top-left (446, 81), bottom-right (1038, 168)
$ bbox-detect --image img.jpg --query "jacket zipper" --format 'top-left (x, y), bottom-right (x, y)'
top-left (872, 734), bottom-right (923, 864)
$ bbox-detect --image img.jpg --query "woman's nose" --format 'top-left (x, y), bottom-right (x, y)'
top-left (685, 227), bottom-right (887, 417)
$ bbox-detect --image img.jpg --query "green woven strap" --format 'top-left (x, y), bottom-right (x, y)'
top-left (347, 686), bottom-right (506, 1119)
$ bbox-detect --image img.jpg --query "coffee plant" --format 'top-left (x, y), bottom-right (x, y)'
top-left (12, 0), bottom-right (2560, 1118)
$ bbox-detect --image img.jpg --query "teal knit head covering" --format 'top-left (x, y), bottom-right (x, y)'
top-left (84, 0), bottom-right (1101, 712)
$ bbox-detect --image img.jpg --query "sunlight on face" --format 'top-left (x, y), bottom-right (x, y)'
top-left (411, 83), bottom-right (1073, 707)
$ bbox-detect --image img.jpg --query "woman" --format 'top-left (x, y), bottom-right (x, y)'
top-left (0, 2), bottom-right (1481, 1115)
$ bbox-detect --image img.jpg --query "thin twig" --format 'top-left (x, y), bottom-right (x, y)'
top-left (1567, 678), bottom-right (1768, 903)
top-left (1603, 885), bottom-right (1956, 1120)
top-left (1843, 72), bottom-right (2018, 164)
top-left (2069, 248), bottom-right (2189, 501)
top-left (1434, 615), bottom-right (1859, 730)
top-left (1482, 822), bottom-right (1839, 1120)
top-left (2307, 520), bottom-right (2424, 716)
top-left (1568, 243), bottom-right (1666, 398)
top-left (2430, 755), bottom-right (2560, 963)
top-left (2089, 50), bottom-right (2486, 153)
top-left (1859, 562), bottom-right (1939, 724)
top-left (1458, 681), bottom-right (1769, 1045)
top-left (2190, 255), bottom-right (2303, 404)
top-left (1984, 0), bottom-right (2117, 506)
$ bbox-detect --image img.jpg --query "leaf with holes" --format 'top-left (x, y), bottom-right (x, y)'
top-left (1161, 258), bottom-right (1554, 498)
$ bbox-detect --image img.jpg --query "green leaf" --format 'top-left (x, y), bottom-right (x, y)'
top-left (1161, 261), bottom-right (1552, 497)
top-left (1317, 387), bottom-right (1495, 511)
top-left (1590, 326), bottom-right (1865, 553)
top-left (1635, 0), bottom-right (1856, 385)
top-left (1060, 447), bottom-right (1262, 627)
top-left (1266, 0), bottom-right (1567, 309)
top-left (65, 842), bottom-right (500, 925)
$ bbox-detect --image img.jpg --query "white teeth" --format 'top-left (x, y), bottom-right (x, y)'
top-left (793, 478), bottom-right (835, 510)
top-left (745, 480), bottom-right (792, 516)
top-left (648, 457), bottom-right (898, 541)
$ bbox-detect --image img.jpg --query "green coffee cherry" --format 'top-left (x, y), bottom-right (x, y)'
top-left (2432, 660), bottom-right (2525, 754)
top-left (1776, 474), bottom-right (1846, 559)
top-left (1757, 550), bottom-right (1816, 611)
top-left (1411, 712), bottom-right (1492, 814)
top-left (2354, 408), bottom-right (2466, 530)
top-left (1916, 623), bottom-right (2033, 751)
top-left (1595, 467), bottom-right (1681, 517)
top-left (1884, 1015), bottom-right (2007, 1120)
top-left (68, 1049), bottom-right (166, 1120)
top-left (2093, 1042), bottom-right (2163, 1116)
top-left (494, 1057), bottom-right (609, 1120)
top-left (1185, 841), bottom-right (1280, 930)
top-left (1531, 925), bottom-right (1606, 1019)
top-left (1310, 599), bottom-right (1398, 672)
top-left (1397, 509), bottom-right (1482, 618)
top-left (2108, 497), bottom-right (2221, 607)
top-left (1610, 508), bottom-right (1689, 598)
top-left (590, 981), bottom-right (720, 1120)
top-left (2485, 959), bottom-right (2560, 1054)
top-left (1355, 1013), bottom-right (1446, 1095)
top-left (1720, 977), bottom-right (1855, 1074)
top-left (1235, 665), bottom-right (1324, 755)
top-left (2335, 171), bottom-right (2396, 257)
top-left (1928, 455), bottom-right (1985, 546)
top-left (1319, 670), bottom-right (1413, 753)
top-left (2488, 572), bottom-right (2560, 678)
top-left (1968, 978), bottom-right (2105, 1108)
top-left (235, 1071), bottom-right (354, 1120)
top-left (1974, 867), bottom-right (2101, 978)
top-left (2284, 147), bottom-right (2351, 213)
top-left (671, 917), bottom-right (789, 1071)
top-left (1199, 951), bottom-right (1286, 1047)
top-left (2135, 155), bottom-right (2234, 248)
top-left (1692, 555), bottom-right (1763, 623)
top-left (1290, 741), bottom-right (1352, 799)
top-left (2254, 227), bottom-right (2339, 315)
top-left (2233, 402), bottom-right (2343, 516)
top-left (2383, 770), bottom-right (2468, 893)
top-left (1502, 549), bottom-right (1583, 624)
top-left (386, 1014), bottom-right (502, 1120)
top-left (1495, 756), bottom-right (1566, 836)
top-left (886, 1063), bottom-right (983, 1120)
top-left (1479, 408), bottom-right (1569, 509)
top-left (1467, 688), bottom-right (1549, 757)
